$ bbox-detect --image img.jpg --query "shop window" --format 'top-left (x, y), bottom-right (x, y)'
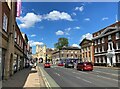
top-left (3, 13), bottom-right (8, 32)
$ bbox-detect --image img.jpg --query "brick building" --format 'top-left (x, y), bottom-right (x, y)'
top-left (14, 22), bottom-right (24, 72)
top-left (79, 38), bottom-right (94, 63)
top-left (1, 1), bottom-right (17, 79)
top-left (93, 21), bottom-right (120, 67)
top-left (0, 1), bottom-right (32, 80)
top-left (52, 46), bottom-right (81, 64)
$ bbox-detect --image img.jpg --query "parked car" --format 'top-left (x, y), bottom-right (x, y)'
top-left (13, 64), bottom-right (17, 73)
top-left (58, 62), bottom-right (64, 66)
top-left (44, 63), bottom-right (51, 68)
top-left (76, 62), bottom-right (93, 71)
top-left (64, 61), bottom-right (74, 68)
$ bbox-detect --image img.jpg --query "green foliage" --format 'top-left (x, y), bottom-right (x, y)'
top-left (54, 37), bottom-right (69, 50)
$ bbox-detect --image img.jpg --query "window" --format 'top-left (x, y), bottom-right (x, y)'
top-left (86, 52), bottom-right (87, 58)
top-left (95, 47), bottom-right (97, 53)
top-left (103, 56), bottom-right (106, 63)
top-left (3, 13), bottom-right (8, 32)
top-left (110, 43), bottom-right (112, 50)
top-left (17, 35), bottom-right (19, 44)
top-left (108, 35), bottom-right (111, 40)
top-left (118, 42), bottom-right (120, 49)
top-left (21, 42), bottom-right (23, 49)
top-left (95, 40), bottom-right (97, 45)
top-left (95, 57), bottom-right (97, 63)
top-left (89, 52), bottom-right (90, 57)
top-left (102, 38), bottom-right (105, 43)
top-left (67, 54), bottom-right (68, 57)
top-left (102, 46), bottom-right (105, 52)
top-left (108, 42), bottom-right (113, 51)
top-left (14, 31), bottom-right (17, 42)
top-left (62, 54), bottom-right (63, 57)
top-left (87, 47), bottom-right (90, 51)
top-left (117, 55), bottom-right (120, 63)
top-left (98, 39), bottom-right (100, 44)
top-left (98, 47), bottom-right (100, 53)
top-left (116, 32), bottom-right (119, 40)
top-left (99, 57), bottom-right (101, 63)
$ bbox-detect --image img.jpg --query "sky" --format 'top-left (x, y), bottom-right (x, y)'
top-left (16, 2), bottom-right (118, 54)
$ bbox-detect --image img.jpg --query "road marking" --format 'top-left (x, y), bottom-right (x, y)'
top-left (73, 70), bottom-right (118, 82)
top-left (94, 70), bottom-right (118, 76)
top-left (97, 75), bottom-right (118, 82)
top-left (75, 76), bottom-right (92, 83)
top-left (55, 73), bottom-right (60, 76)
top-left (38, 67), bottom-right (52, 89)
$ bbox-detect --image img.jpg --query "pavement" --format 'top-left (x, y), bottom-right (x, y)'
top-left (2, 66), bottom-right (46, 88)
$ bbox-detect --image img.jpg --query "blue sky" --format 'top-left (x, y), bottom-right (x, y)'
top-left (16, 2), bottom-right (118, 54)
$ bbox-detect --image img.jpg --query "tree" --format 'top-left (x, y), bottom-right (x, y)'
top-left (54, 37), bottom-right (69, 50)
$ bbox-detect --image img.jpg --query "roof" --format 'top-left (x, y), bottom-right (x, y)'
top-left (79, 38), bottom-right (92, 46)
top-left (93, 21), bottom-right (120, 35)
top-left (62, 46), bottom-right (80, 50)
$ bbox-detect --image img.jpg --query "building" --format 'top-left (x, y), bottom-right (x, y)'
top-left (79, 38), bottom-right (94, 63)
top-left (46, 48), bottom-right (54, 62)
top-left (1, 1), bottom-right (17, 79)
top-left (32, 45), bottom-right (47, 62)
top-left (22, 33), bottom-right (29, 68)
top-left (52, 46), bottom-right (81, 64)
top-left (93, 21), bottom-right (120, 67)
top-left (14, 22), bottom-right (24, 72)
top-left (0, 1), bottom-right (32, 80)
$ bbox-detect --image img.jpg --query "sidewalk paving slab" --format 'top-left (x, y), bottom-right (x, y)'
top-left (2, 66), bottom-right (46, 89)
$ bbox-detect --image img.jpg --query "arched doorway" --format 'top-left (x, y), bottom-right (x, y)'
top-left (10, 54), bottom-right (13, 76)
top-left (39, 58), bottom-right (43, 63)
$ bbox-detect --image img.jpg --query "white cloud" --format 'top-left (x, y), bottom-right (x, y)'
top-left (74, 26), bottom-right (80, 29)
top-left (31, 34), bottom-right (36, 37)
top-left (56, 30), bottom-right (64, 35)
top-left (84, 18), bottom-right (90, 21)
top-left (72, 44), bottom-right (80, 48)
top-left (75, 6), bottom-right (84, 12)
top-left (17, 11), bottom-right (73, 29)
top-left (44, 10), bottom-right (73, 21)
top-left (64, 28), bottom-right (71, 35)
top-left (80, 33), bottom-right (93, 41)
top-left (72, 12), bottom-right (76, 16)
top-left (17, 13), bottom-right (42, 28)
top-left (28, 40), bottom-right (44, 46)
top-left (102, 17), bottom-right (109, 21)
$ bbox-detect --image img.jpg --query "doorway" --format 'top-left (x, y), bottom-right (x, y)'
top-left (109, 57), bottom-right (113, 66)
top-left (10, 54), bottom-right (13, 76)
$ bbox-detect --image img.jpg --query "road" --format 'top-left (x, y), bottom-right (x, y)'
top-left (39, 64), bottom-right (119, 88)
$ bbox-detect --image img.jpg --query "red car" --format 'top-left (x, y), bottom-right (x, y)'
top-left (44, 63), bottom-right (51, 68)
top-left (76, 62), bottom-right (93, 71)
top-left (58, 63), bottom-right (64, 66)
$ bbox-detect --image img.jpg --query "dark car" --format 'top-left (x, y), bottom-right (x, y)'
top-left (65, 61), bottom-right (74, 68)
top-left (76, 62), bottom-right (93, 71)
top-left (44, 63), bottom-right (51, 68)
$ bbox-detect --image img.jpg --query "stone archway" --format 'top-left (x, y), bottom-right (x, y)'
top-left (9, 54), bottom-right (13, 76)
top-left (39, 58), bottom-right (43, 63)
